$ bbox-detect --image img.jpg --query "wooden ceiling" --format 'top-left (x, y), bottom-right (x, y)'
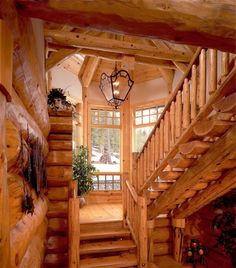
top-left (2, 1), bottom-right (235, 87)
top-left (45, 24), bottom-right (194, 86)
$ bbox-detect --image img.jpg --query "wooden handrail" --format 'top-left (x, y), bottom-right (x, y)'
top-left (138, 47), bottom-right (202, 157)
top-left (139, 64), bottom-right (236, 194)
top-left (126, 180), bottom-right (138, 203)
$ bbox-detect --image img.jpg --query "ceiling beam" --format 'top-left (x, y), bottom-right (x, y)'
top-left (46, 47), bottom-right (177, 70)
top-left (46, 48), bottom-right (80, 71)
top-left (147, 125), bottom-right (236, 219)
top-left (81, 56), bottom-right (99, 88)
top-left (12, 0), bottom-right (236, 53)
top-left (44, 29), bottom-right (191, 62)
top-left (173, 168), bottom-right (236, 219)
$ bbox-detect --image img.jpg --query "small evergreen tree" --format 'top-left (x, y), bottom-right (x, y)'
top-left (73, 146), bottom-right (96, 196)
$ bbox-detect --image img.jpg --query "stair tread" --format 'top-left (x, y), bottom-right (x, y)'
top-left (80, 229), bottom-right (131, 240)
top-left (80, 239), bottom-right (136, 254)
top-left (80, 253), bottom-right (137, 268)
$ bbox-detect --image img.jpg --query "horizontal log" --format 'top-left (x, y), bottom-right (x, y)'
top-left (19, 219), bottom-right (47, 268)
top-left (154, 218), bottom-right (171, 228)
top-left (158, 171), bottom-right (183, 181)
top-left (15, 0), bottom-right (236, 52)
top-left (179, 140), bottom-right (211, 155)
top-left (153, 242), bottom-right (172, 256)
top-left (48, 133), bottom-right (72, 141)
top-left (193, 119), bottom-right (233, 137)
top-left (201, 171), bottom-right (222, 182)
top-left (0, 4), bottom-right (50, 136)
top-left (47, 151), bottom-right (72, 166)
top-left (167, 156), bottom-right (195, 169)
top-left (152, 227), bottom-right (172, 243)
top-left (47, 187), bottom-right (69, 201)
top-left (6, 88), bottom-right (48, 155)
top-left (213, 92), bottom-right (236, 113)
top-left (10, 195), bottom-right (48, 267)
top-left (47, 218), bottom-right (68, 236)
top-left (48, 140), bottom-right (72, 151)
top-left (174, 168), bottom-right (236, 218)
top-left (50, 116), bottom-right (72, 134)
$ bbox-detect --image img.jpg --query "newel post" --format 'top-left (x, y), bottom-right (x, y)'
top-left (138, 194), bottom-right (148, 268)
top-left (68, 197), bottom-right (80, 267)
top-left (172, 218), bottom-right (185, 263)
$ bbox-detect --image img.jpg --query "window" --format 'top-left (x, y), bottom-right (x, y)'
top-left (89, 107), bottom-right (121, 190)
top-left (134, 105), bottom-right (164, 152)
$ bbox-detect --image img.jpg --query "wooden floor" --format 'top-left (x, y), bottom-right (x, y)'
top-left (80, 203), bottom-right (123, 223)
top-left (155, 256), bottom-right (192, 268)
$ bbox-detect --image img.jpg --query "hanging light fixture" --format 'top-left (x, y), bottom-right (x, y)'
top-left (99, 63), bottom-right (134, 109)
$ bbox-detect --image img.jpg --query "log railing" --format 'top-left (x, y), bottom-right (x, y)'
top-left (136, 48), bottom-right (236, 194)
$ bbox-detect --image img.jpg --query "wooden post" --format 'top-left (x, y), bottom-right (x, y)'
top-left (122, 174), bottom-right (127, 226)
top-left (221, 52), bottom-right (229, 79)
top-left (175, 91), bottom-right (182, 138)
top-left (172, 218), bottom-right (185, 263)
top-left (199, 49), bottom-right (206, 108)
top-left (170, 101), bottom-right (175, 147)
top-left (147, 220), bottom-right (155, 263)
top-left (138, 195), bottom-right (148, 268)
top-left (82, 86), bottom-right (88, 146)
top-left (68, 197), bottom-right (80, 267)
top-left (160, 119), bottom-right (164, 160)
top-left (0, 19), bottom-right (13, 268)
top-left (191, 65), bottom-right (197, 120)
top-left (183, 78), bottom-right (190, 129)
top-left (209, 49), bottom-right (217, 94)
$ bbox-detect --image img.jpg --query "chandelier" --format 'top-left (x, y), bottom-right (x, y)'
top-left (99, 64), bottom-right (134, 109)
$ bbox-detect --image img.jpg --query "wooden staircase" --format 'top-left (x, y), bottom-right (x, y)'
top-left (80, 220), bottom-right (138, 268)
top-left (44, 110), bottom-right (73, 267)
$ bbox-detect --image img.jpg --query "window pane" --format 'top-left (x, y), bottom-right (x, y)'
top-left (135, 117), bottom-right (142, 125)
top-left (158, 106), bottom-right (164, 113)
top-left (150, 114), bottom-right (157, 123)
top-left (92, 117), bottom-right (99, 124)
top-left (150, 108), bottom-right (157, 114)
top-left (143, 116), bottom-right (149, 124)
top-left (114, 112), bottom-right (120, 118)
top-left (99, 117), bottom-right (106, 124)
top-left (143, 109), bottom-right (149, 116)
top-left (107, 118), bottom-right (112, 125)
top-left (136, 110), bottom-right (142, 117)
top-left (135, 126), bottom-right (154, 152)
top-left (91, 128), bottom-right (120, 172)
top-left (114, 118), bottom-right (120, 125)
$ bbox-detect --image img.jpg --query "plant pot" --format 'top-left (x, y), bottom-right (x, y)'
top-left (79, 196), bottom-right (86, 208)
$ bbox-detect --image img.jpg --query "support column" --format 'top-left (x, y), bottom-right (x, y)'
top-left (172, 218), bottom-right (185, 263)
top-left (138, 195), bottom-right (148, 268)
top-left (147, 219), bottom-right (155, 263)
top-left (0, 19), bottom-right (13, 268)
top-left (82, 86), bottom-right (88, 147)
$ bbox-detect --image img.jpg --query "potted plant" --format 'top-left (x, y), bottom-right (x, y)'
top-left (72, 145), bottom-right (96, 207)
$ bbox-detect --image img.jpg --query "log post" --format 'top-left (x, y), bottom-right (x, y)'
top-left (0, 19), bottom-right (13, 268)
top-left (82, 86), bottom-right (88, 146)
top-left (209, 49), bottom-right (217, 94)
top-left (69, 197), bottom-right (80, 267)
top-left (199, 49), bottom-right (206, 108)
top-left (172, 218), bottom-right (185, 263)
top-left (191, 65), bottom-right (197, 120)
top-left (138, 194), bottom-right (148, 268)
top-left (147, 219), bottom-right (155, 263)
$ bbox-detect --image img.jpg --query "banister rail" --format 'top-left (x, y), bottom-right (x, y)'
top-left (136, 48), bottom-right (236, 194)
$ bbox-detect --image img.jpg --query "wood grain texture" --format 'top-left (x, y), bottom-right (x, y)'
top-left (14, 0), bottom-right (236, 52)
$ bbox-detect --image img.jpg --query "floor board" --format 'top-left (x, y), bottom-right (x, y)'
top-left (80, 203), bottom-right (123, 223)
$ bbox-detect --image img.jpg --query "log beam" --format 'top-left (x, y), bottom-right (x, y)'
top-left (45, 29), bottom-right (192, 62)
top-left (11, 0), bottom-right (236, 52)
top-left (173, 168), bottom-right (236, 218)
top-left (147, 125), bottom-right (236, 219)
top-left (46, 47), bottom-right (177, 70)
top-left (0, 0), bottom-right (50, 136)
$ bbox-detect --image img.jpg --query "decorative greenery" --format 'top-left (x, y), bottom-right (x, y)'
top-left (73, 145), bottom-right (97, 196)
top-left (212, 190), bottom-right (236, 265)
top-left (48, 88), bottom-right (73, 111)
